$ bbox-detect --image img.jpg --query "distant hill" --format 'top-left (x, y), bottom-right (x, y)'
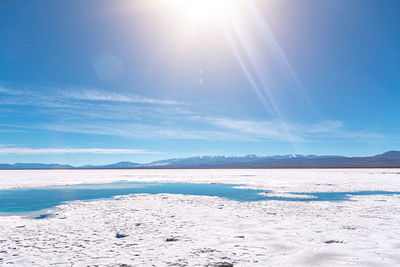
top-left (134, 151), bottom-right (400, 169)
top-left (79, 161), bottom-right (141, 169)
top-left (1, 151), bottom-right (400, 169)
top-left (0, 163), bottom-right (74, 169)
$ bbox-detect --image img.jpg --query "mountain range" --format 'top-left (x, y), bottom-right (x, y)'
top-left (1, 151), bottom-right (400, 169)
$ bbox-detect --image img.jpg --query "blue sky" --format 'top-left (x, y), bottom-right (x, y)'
top-left (1, 0), bottom-right (399, 165)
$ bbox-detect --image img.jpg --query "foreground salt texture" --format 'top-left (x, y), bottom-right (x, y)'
top-left (0, 169), bottom-right (400, 266)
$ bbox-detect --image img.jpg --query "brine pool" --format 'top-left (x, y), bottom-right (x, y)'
top-left (1, 181), bottom-right (400, 214)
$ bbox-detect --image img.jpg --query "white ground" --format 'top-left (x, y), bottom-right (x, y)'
top-left (0, 169), bottom-right (400, 266)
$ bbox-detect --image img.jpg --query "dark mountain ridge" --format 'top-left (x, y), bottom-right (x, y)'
top-left (1, 151), bottom-right (400, 169)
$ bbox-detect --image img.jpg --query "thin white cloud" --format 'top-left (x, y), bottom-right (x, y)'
top-left (197, 116), bottom-right (300, 141)
top-left (194, 116), bottom-right (385, 142)
top-left (0, 148), bottom-right (159, 155)
top-left (39, 116), bottom-right (383, 143)
top-left (41, 123), bottom-right (239, 141)
top-left (0, 83), bottom-right (385, 143)
top-left (0, 85), bottom-right (21, 95)
top-left (65, 89), bottom-right (181, 105)
top-left (0, 84), bottom-right (181, 107)
top-left (300, 121), bottom-right (343, 134)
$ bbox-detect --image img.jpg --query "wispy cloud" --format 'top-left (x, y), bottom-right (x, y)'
top-left (37, 115), bottom-right (384, 143)
top-left (0, 83), bottom-right (181, 107)
top-left (195, 116), bottom-right (300, 141)
top-left (65, 88), bottom-right (181, 105)
top-left (41, 122), bottom-right (238, 141)
top-left (0, 148), bottom-right (159, 155)
top-left (193, 116), bottom-right (385, 142)
top-left (0, 83), bottom-right (385, 144)
top-left (300, 121), bottom-right (343, 134)
top-left (0, 85), bottom-right (21, 95)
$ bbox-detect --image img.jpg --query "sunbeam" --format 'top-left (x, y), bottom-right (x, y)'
top-left (247, 1), bottom-right (316, 114)
top-left (223, 2), bottom-right (300, 147)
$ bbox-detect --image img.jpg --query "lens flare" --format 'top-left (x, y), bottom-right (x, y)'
top-left (174, 0), bottom-right (234, 19)
top-left (152, 0), bottom-right (239, 25)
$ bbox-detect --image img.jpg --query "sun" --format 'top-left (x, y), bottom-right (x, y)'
top-left (175, 0), bottom-right (235, 19)
top-left (162, 0), bottom-right (238, 25)
top-left (129, 0), bottom-right (241, 27)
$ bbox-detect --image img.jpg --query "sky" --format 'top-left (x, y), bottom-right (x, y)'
top-left (0, 0), bottom-right (400, 165)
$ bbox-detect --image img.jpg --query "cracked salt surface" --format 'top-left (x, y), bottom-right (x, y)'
top-left (0, 169), bottom-right (400, 266)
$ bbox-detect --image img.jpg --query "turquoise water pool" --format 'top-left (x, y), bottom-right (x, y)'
top-left (0, 182), bottom-right (266, 213)
top-left (0, 181), bottom-right (399, 213)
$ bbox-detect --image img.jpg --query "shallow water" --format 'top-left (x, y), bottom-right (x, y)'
top-left (1, 181), bottom-right (400, 213)
top-left (0, 182), bottom-right (267, 213)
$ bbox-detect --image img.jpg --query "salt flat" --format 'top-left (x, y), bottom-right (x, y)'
top-left (0, 169), bottom-right (400, 266)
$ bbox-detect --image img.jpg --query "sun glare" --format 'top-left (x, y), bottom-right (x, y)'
top-left (168, 0), bottom-right (237, 23)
